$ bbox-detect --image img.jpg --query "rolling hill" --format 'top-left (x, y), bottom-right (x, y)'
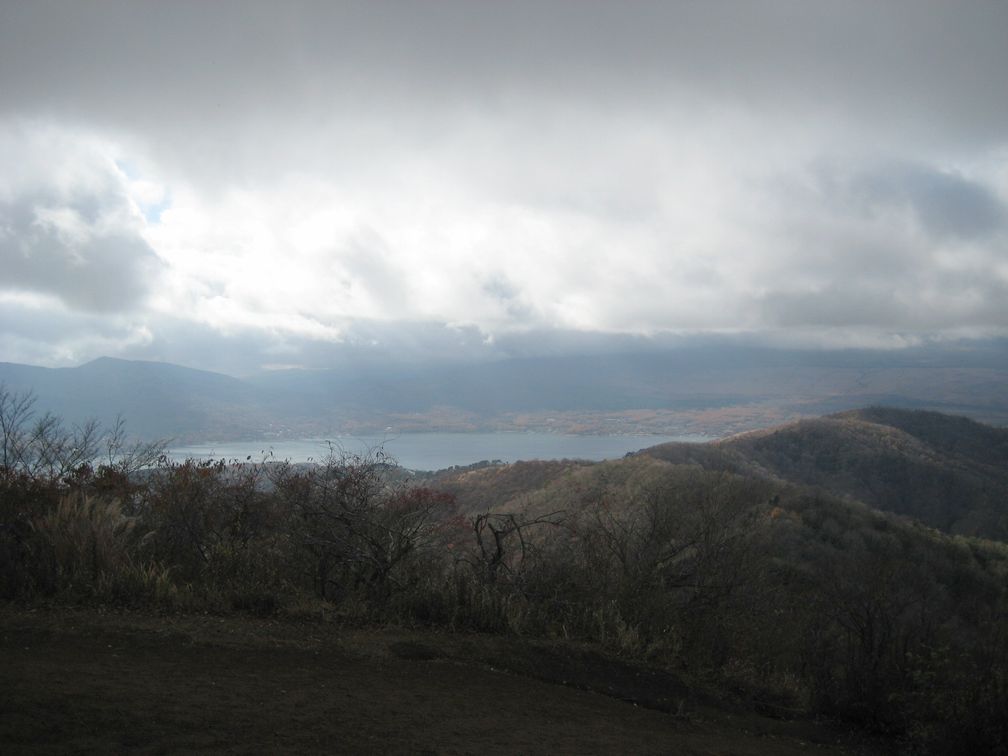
top-left (427, 407), bottom-right (1008, 542)
top-left (640, 408), bottom-right (1008, 540)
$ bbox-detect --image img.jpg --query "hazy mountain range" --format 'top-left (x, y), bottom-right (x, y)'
top-left (2, 342), bottom-right (1007, 442)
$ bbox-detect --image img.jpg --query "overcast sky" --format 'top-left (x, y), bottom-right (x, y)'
top-left (1, 1), bottom-right (1007, 374)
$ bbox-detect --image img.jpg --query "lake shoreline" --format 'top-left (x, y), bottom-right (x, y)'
top-left (169, 431), bottom-right (712, 471)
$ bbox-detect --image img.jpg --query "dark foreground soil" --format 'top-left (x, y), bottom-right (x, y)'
top-left (1, 606), bottom-right (882, 755)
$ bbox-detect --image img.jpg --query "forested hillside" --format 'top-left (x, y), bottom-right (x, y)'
top-left (640, 408), bottom-right (1008, 540)
top-left (421, 408), bottom-right (1008, 749)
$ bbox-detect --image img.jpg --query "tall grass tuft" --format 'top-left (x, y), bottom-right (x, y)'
top-left (32, 493), bottom-right (140, 597)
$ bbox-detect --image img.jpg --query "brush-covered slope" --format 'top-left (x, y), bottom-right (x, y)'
top-left (427, 459), bottom-right (593, 513)
top-left (642, 408), bottom-right (1008, 540)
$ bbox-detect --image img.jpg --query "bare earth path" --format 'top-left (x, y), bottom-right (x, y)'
top-left (1, 607), bottom-right (877, 755)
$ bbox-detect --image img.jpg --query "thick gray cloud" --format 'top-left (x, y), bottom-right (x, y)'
top-left (841, 162), bottom-right (1008, 240)
top-left (0, 193), bottom-right (160, 312)
top-left (743, 156), bottom-right (1008, 334)
top-left (0, 122), bottom-right (164, 316)
top-left (0, 2), bottom-right (1007, 370)
top-left (3, 3), bottom-right (1007, 137)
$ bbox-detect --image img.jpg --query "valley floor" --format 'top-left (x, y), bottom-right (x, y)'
top-left (0, 606), bottom-right (881, 755)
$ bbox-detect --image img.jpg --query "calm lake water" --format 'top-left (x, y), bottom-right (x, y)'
top-left (169, 432), bottom-right (710, 471)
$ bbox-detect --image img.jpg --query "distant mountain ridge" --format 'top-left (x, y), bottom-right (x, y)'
top-left (1, 353), bottom-right (1007, 443)
top-left (0, 357), bottom-right (271, 441)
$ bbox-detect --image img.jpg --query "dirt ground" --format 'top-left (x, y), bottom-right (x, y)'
top-left (1, 606), bottom-right (882, 755)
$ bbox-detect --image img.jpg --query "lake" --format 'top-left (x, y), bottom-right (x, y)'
top-left (169, 432), bottom-right (710, 471)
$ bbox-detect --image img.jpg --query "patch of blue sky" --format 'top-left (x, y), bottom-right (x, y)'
top-left (140, 196), bottom-right (170, 223)
top-left (115, 159), bottom-right (170, 223)
top-left (114, 158), bottom-right (139, 180)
